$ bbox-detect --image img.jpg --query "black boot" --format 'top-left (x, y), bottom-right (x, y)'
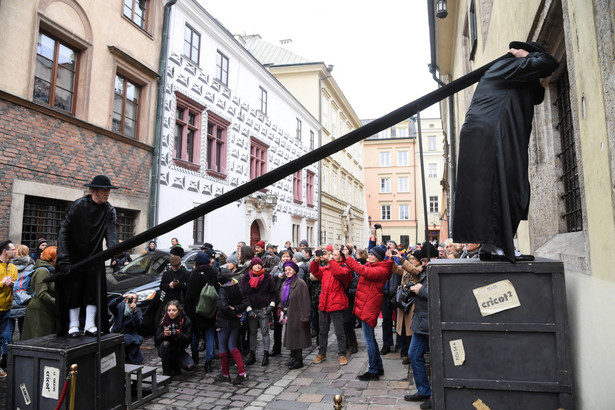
top-left (285, 355), bottom-right (297, 367)
top-left (192, 351), bottom-right (199, 365)
top-left (288, 350), bottom-right (303, 369)
top-left (245, 350), bottom-right (256, 365)
top-left (270, 345), bottom-right (281, 357)
top-left (261, 351), bottom-right (269, 366)
top-left (204, 361), bottom-right (213, 373)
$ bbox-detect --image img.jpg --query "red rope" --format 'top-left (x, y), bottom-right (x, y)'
top-left (55, 377), bottom-right (71, 410)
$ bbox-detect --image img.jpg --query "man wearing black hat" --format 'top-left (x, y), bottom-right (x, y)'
top-left (453, 41), bottom-right (559, 263)
top-left (56, 175), bottom-right (119, 337)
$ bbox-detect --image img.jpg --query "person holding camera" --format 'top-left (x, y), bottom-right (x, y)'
top-left (108, 292), bottom-right (144, 365)
top-left (342, 243), bottom-right (393, 381)
top-left (160, 255), bottom-right (190, 306)
top-left (310, 247), bottom-right (353, 366)
top-left (155, 300), bottom-right (194, 376)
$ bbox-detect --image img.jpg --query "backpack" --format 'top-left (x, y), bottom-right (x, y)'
top-left (195, 283), bottom-right (218, 318)
top-left (13, 267), bottom-right (36, 306)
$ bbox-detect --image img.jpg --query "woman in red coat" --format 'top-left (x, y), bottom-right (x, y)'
top-left (342, 244), bottom-right (393, 381)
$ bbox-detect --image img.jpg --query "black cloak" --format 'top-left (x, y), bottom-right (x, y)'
top-left (55, 194), bottom-right (118, 335)
top-left (452, 51), bottom-right (559, 261)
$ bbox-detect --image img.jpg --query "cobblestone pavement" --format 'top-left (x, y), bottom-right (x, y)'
top-left (138, 318), bottom-right (423, 410)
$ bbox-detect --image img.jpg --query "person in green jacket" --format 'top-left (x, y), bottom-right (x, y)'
top-left (22, 246), bottom-right (57, 341)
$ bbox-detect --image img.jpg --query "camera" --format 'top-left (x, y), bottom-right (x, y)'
top-left (374, 223), bottom-right (382, 230)
top-left (127, 297), bottom-right (134, 304)
top-left (315, 250), bottom-right (324, 257)
top-left (168, 323), bottom-right (179, 336)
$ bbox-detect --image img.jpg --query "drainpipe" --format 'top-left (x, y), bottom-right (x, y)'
top-left (149, 0), bottom-right (177, 229)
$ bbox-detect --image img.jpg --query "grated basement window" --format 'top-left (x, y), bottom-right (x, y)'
top-left (21, 196), bottom-right (70, 248)
top-left (555, 69), bottom-right (582, 232)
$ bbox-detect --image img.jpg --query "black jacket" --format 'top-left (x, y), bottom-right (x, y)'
top-left (215, 279), bottom-right (247, 329)
top-left (160, 266), bottom-right (190, 304)
top-left (185, 265), bottom-right (219, 329)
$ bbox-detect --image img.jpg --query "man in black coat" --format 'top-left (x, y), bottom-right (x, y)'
top-left (56, 175), bottom-right (119, 337)
top-left (453, 41), bottom-right (559, 262)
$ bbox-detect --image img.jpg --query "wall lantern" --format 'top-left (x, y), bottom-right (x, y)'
top-left (436, 0), bottom-right (448, 19)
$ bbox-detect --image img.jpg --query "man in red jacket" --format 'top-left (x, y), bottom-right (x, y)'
top-left (342, 244), bottom-right (393, 381)
top-left (310, 248), bottom-right (352, 366)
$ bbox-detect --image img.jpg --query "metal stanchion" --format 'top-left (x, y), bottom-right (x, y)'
top-left (333, 394), bottom-right (343, 409)
top-left (69, 364), bottom-right (78, 410)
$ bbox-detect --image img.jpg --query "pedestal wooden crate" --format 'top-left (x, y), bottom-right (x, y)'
top-left (7, 333), bottom-right (124, 410)
top-left (428, 258), bottom-right (573, 410)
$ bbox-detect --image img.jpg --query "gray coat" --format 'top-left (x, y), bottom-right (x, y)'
top-left (282, 277), bottom-right (312, 350)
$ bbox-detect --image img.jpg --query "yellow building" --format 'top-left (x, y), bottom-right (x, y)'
top-left (432, 0), bottom-right (615, 407)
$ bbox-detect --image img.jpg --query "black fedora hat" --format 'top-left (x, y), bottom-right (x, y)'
top-left (84, 175), bottom-right (119, 189)
top-left (509, 41), bottom-right (545, 53)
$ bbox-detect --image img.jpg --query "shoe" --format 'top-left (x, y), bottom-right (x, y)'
top-left (244, 351), bottom-right (256, 365)
top-left (269, 348), bottom-right (281, 357)
top-left (516, 254), bottom-right (535, 262)
top-left (204, 361), bottom-right (213, 373)
top-left (351, 346), bottom-right (358, 354)
top-left (288, 361), bottom-right (304, 369)
top-left (420, 398), bottom-right (432, 409)
top-left (213, 374), bottom-right (230, 383)
top-left (311, 330), bottom-right (318, 338)
top-left (285, 357), bottom-right (297, 367)
top-left (85, 326), bottom-right (97, 336)
top-left (404, 392), bottom-right (430, 402)
top-left (261, 351), bottom-right (269, 366)
top-left (380, 345), bottom-right (391, 355)
top-left (402, 357), bottom-right (410, 365)
top-left (378, 368), bottom-right (384, 376)
top-left (0, 367), bottom-right (6, 379)
top-left (357, 371), bottom-right (379, 381)
top-left (313, 354), bottom-right (326, 364)
top-left (68, 327), bottom-right (81, 338)
top-left (192, 352), bottom-right (199, 365)
top-left (232, 373), bottom-right (248, 385)
top-left (339, 356), bottom-right (348, 366)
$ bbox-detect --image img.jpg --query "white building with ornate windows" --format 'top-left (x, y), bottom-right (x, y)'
top-left (156, 1), bottom-right (320, 252)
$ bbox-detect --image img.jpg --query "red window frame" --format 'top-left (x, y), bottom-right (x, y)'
top-left (250, 138), bottom-right (268, 189)
top-left (293, 170), bottom-right (303, 204)
top-left (206, 111), bottom-right (229, 178)
top-left (174, 93), bottom-right (204, 170)
top-left (306, 170), bottom-right (315, 207)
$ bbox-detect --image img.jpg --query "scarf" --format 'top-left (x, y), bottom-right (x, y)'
top-left (161, 312), bottom-right (184, 328)
top-left (124, 303), bottom-right (132, 317)
top-left (281, 274), bottom-right (298, 307)
top-left (248, 269), bottom-right (264, 289)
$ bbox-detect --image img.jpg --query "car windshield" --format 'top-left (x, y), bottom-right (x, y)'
top-left (119, 253), bottom-right (168, 276)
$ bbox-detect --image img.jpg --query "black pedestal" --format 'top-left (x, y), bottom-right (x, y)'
top-left (7, 333), bottom-right (124, 410)
top-left (428, 258), bottom-right (573, 410)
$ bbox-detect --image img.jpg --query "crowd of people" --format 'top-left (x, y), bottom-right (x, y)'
top-left (1, 231), bottom-right (475, 408)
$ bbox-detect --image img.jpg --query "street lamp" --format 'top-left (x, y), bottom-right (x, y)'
top-left (436, 0), bottom-right (448, 19)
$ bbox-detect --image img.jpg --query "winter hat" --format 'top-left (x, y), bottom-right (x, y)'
top-left (369, 245), bottom-right (387, 261)
top-left (409, 250), bottom-right (422, 261)
top-left (299, 239), bottom-right (309, 247)
top-left (266, 243), bottom-right (277, 250)
top-left (169, 255), bottom-right (182, 266)
top-left (326, 244), bottom-right (334, 251)
top-left (218, 267), bottom-right (234, 281)
top-left (202, 242), bottom-right (213, 250)
top-left (419, 241), bottom-right (439, 260)
top-left (226, 253), bottom-right (239, 265)
top-left (282, 260), bottom-right (299, 273)
top-left (255, 240), bottom-right (265, 249)
top-left (249, 257), bottom-right (264, 270)
top-left (195, 252), bottom-right (211, 266)
top-left (293, 252), bottom-right (306, 263)
top-left (170, 246), bottom-right (185, 257)
top-left (386, 240), bottom-right (398, 249)
top-left (37, 238), bottom-right (48, 248)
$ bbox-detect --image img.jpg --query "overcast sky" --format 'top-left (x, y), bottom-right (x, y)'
top-left (198, 0), bottom-right (441, 120)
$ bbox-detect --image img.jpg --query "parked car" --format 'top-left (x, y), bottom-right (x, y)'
top-left (106, 248), bottom-right (226, 333)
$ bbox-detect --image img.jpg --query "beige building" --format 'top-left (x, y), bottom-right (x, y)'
top-left (0, 0), bottom-right (164, 249)
top-left (414, 116), bottom-right (446, 244)
top-left (238, 35), bottom-right (367, 247)
top-left (432, 0), bottom-right (615, 407)
top-left (363, 119), bottom-right (418, 248)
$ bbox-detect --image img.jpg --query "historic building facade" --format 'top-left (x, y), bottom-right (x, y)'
top-left (0, 0), bottom-right (163, 250)
top-left (432, 0), bottom-right (615, 407)
top-left (156, 1), bottom-right (320, 251)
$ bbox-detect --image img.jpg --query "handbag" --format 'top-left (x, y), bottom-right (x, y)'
top-left (391, 284), bottom-right (415, 312)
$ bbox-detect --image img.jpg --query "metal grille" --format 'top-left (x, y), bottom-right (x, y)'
top-left (116, 208), bottom-right (137, 242)
top-left (555, 69), bottom-right (582, 232)
top-left (21, 196), bottom-right (70, 248)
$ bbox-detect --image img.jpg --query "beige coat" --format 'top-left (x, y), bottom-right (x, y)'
top-left (392, 259), bottom-right (422, 336)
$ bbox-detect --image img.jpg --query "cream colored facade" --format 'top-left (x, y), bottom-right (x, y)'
top-left (414, 117), bottom-right (446, 244)
top-left (434, 0), bottom-right (615, 407)
top-left (363, 119), bottom-right (419, 248)
top-left (239, 35), bottom-right (367, 247)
